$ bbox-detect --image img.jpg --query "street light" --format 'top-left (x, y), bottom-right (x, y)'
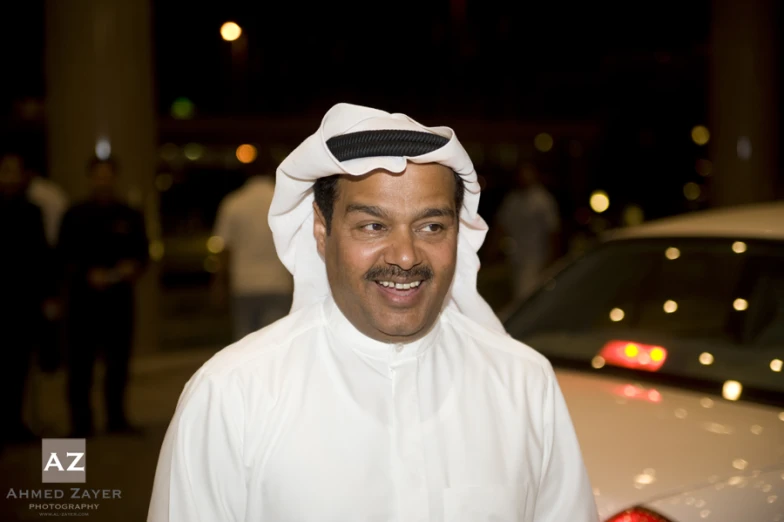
top-left (221, 21), bottom-right (247, 110)
top-left (220, 22), bottom-right (242, 42)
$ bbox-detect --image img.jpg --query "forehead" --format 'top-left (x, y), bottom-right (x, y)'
top-left (336, 163), bottom-right (455, 209)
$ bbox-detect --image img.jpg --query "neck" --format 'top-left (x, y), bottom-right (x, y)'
top-left (325, 295), bottom-right (442, 360)
top-left (331, 294), bottom-right (440, 346)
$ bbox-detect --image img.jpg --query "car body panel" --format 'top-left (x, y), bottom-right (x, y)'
top-left (554, 369), bottom-right (784, 520)
top-left (603, 202), bottom-right (784, 242)
top-left (508, 202), bottom-right (784, 520)
top-left (643, 465), bottom-right (784, 522)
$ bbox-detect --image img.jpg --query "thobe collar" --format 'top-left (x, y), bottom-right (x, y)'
top-left (323, 295), bottom-right (442, 371)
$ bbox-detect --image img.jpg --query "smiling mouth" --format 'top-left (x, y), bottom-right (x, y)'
top-left (375, 280), bottom-right (422, 290)
top-left (373, 279), bottom-right (427, 300)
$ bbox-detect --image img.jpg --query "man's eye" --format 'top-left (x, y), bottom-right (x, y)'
top-left (421, 224), bottom-right (444, 233)
top-left (361, 223), bottom-right (385, 232)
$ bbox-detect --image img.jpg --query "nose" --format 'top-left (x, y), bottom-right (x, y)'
top-left (383, 226), bottom-right (420, 270)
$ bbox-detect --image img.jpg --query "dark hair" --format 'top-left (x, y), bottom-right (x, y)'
top-left (314, 169), bottom-right (465, 235)
top-left (87, 156), bottom-right (118, 174)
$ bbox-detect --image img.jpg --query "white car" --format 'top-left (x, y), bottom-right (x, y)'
top-left (503, 202), bottom-right (784, 521)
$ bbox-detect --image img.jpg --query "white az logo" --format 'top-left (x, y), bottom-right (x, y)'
top-left (43, 452), bottom-right (85, 472)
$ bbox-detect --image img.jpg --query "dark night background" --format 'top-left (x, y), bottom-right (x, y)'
top-left (1, 0), bottom-right (782, 338)
top-left (0, 2), bottom-right (782, 521)
top-left (4, 2), bottom-right (780, 232)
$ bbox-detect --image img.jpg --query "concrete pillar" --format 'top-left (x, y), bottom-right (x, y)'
top-left (709, 0), bottom-right (780, 206)
top-left (45, 0), bottom-right (159, 354)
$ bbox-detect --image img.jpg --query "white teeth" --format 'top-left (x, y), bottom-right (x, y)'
top-left (378, 280), bottom-right (422, 289)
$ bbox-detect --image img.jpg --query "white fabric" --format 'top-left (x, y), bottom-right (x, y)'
top-left (214, 177), bottom-right (293, 295)
top-left (148, 295), bottom-right (599, 521)
top-left (268, 103), bottom-right (504, 334)
top-left (27, 176), bottom-right (68, 246)
top-left (149, 103), bottom-right (597, 520)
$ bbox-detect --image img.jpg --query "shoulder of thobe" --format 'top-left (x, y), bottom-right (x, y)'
top-left (442, 308), bottom-right (553, 370)
top-left (151, 304), bottom-right (322, 522)
top-left (150, 367), bottom-right (248, 522)
top-left (175, 304), bottom-right (323, 406)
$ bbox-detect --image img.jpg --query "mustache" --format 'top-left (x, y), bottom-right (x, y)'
top-left (364, 265), bottom-right (434, 281)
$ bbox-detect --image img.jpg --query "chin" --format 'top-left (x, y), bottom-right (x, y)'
top-left (373, 317), bottom-right (429, 340)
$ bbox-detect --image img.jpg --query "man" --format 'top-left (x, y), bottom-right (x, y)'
top-left (495, 161), bottom-right (560, 301)
top-left (26, 168), bottom-right (69, 247)
top-left (212, 162), bottom-right (293, 341)
top-left (0, 150), bottom-right (49, 447)
top-left (25, 167), bottom-right (69, 372)
top-left (149, 104), bottom-right (597, 521)
top-left (57, 156), bottom-right (149, 436)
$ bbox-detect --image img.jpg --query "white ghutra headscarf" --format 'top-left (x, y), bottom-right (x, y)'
top-left (268, 103), bottom-right (505, 334)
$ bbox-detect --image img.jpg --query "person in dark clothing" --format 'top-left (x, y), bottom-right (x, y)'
top-left (57, 156), bottom-right (149, 437)
top-left (0, 151), bottom-right (49, 447)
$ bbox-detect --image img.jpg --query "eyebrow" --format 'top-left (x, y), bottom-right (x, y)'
top-left (344, 204), bottom-right (391, 219)
top-left (344, 204), bottom-right (456, 222)
top-left (414, 207), bottom-right (456, 221)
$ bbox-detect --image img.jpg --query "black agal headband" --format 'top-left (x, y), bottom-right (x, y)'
top-left (325, 130), bottom-right (450, 162)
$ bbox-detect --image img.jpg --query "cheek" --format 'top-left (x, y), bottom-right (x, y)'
top-left (330, 236), bottom-right (385, 276)
top-left (423, 240), bottom-right (458, 279)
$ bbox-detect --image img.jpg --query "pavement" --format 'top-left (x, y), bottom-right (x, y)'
top-left (0, 347), bottom-right (219, 522)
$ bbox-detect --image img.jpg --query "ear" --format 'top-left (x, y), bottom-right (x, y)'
top-left (313, 201), bottom-right (327, 258)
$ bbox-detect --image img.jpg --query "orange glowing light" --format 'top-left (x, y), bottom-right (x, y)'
top-left (236, 144), bottom-right (257, 164)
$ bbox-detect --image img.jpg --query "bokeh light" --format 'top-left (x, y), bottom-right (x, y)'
top-left (236, 144), bottom-right (257, 164)
top-left (589, 191), bottom-right (609, 213)
top-left (220, 22), bottom-right (242, 42)
top-left (691, 125), bottom-right (710, 145)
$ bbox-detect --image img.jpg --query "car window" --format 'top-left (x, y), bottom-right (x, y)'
top-left (504, 238), bottom-right (784, 405)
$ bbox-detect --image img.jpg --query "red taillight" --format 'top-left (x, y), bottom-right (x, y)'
top-left (599, 340), bottom-right (667, 372)
top-left (605, 507), bottom-right (674, 522)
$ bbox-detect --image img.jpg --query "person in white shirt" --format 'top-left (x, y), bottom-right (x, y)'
top-left (496, 162), bottom-right (560, 301)
top-left (212, 165), bottom-right (293, 340)
top-left (25, 170), bottom-right (69, 367)
top-left (26, 172), bottom-right (69, 247)
top-left (148, 103), bottom-right (598, 522)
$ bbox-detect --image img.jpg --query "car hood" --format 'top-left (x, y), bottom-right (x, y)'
top-left (555, 369), bottom-right (784, 520)
top-left (641, 464), bottom-right (784, 522)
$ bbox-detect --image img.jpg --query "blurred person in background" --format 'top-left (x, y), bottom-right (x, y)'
top-left (57, 156), bottom-right (149, 437)
top-left (495, 161), bottom-right (560, 302)
top-left (211, 158), bottom-right (293, 341)
top-left (25, 166), bottom-right (69, 372)
top-left (26, 167), bottom-right (69, 248)
top-left (0, 150), bottom-right (49, 447)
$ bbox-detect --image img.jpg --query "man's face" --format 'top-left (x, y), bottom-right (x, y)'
top-left (314, 163), bottom-right (459, 344)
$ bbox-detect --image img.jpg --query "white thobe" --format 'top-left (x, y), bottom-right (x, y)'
top-left (148, 296), bottom-right (598, 522)
top-left (213, 177), bottom-right (293, 296)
